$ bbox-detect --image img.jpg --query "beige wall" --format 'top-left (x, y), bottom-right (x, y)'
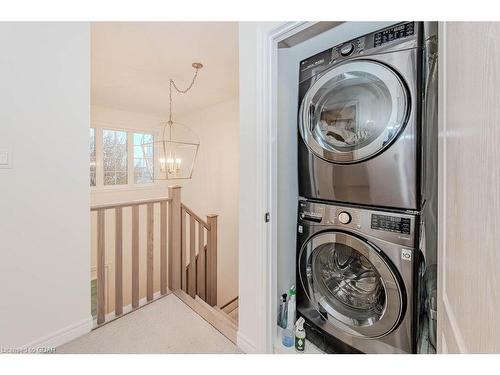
top-left (90, 99), bottom-right (239, 310)
top-left (438, 22), bottom-right (500, 353)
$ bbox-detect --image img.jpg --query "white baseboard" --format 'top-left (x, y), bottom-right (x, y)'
top-left (237, 331), bottom-right (257, 354)
top-left (23, 317), bottom-right (93, 350)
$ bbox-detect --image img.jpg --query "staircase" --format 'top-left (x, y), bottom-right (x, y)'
top-left (90, 185), bottom-right (238, 343)
top-left (174, 290), bottom-right (238, 343)
top-left (184, 246), bottom-right (238, 341)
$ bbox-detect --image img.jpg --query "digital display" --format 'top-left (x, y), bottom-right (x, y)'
top-left (371, 214), bottom-right (411, 234)
top-left (374, 22), bottom-right (414, 47)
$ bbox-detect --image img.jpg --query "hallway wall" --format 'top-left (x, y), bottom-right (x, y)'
top-left (0, 23), bottom-right (91, 348)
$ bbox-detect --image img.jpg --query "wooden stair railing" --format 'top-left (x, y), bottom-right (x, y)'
top-left (91, 197), bottom-right (172, 325)
top-left (90, 185), bottom-right (218, 327)
top-left (181, 203), bottom-right (218, 306)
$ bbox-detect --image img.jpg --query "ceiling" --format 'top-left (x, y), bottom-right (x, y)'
top-left (91, 22), bottom-right (239, 118)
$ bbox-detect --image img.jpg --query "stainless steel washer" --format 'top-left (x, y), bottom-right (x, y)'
top-left (296, 199), bottom-right (419, 353)
top-left (298, 21), bottom-right (423, 210)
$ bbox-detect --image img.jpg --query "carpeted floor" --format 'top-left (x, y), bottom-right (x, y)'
top-left (56, 293), bottom-right (241, 354)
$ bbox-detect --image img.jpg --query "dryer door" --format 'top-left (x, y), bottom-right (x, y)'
top-left (298, 231), bottom-right (405, 338)
top-left (299, 60), bottom-right (409, 163)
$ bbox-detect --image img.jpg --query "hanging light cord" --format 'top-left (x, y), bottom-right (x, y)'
top-left (168, 65), bottom-right (201, 124)
top-left (163, 64), bottom-right (202, 141)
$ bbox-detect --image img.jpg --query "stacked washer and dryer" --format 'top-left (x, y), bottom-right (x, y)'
top-left (295, 22), bottom-right (438, 354)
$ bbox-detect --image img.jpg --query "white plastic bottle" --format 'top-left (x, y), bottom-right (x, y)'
top-left (295, 317), bottom-right (306, 352)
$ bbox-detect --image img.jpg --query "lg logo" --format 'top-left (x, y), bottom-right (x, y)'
top-left (401, 249), bottom-right (412, 261)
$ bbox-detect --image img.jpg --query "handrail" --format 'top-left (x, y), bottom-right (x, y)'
top-left (91, 197), bottom-right (172, 211)
top-left (181, 203), bottom-right (210, 229)
top-left (90, 185), bottom-right (218, 328)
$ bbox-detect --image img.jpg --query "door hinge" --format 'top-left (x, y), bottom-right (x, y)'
top-left (265, 212), bottom-right (270, 223)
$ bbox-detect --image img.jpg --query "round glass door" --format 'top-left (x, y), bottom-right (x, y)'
top-left (298, 232), bottom-right (404, 338)
top-left (299, 60), bottom-right (409, 163)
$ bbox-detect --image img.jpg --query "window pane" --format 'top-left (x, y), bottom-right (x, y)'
top-left (103, 130), bottom-right (128, 185)
top-left (90, 128), bottom-right (96, 187)
top-left (134, 132), bottom-right (154, 184)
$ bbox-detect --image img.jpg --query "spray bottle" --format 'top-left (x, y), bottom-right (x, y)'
top-left (295, 317), bottom-right (306, 352)
top-left (281, 285), bottom-right (296, 347)
top-left (286, 285), bottom-right (296, 330)
top-left (278, 293), bottom-right (288, 329)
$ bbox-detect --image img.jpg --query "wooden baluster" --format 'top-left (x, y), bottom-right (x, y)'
top-left (206, 215), bottom-right (218, 306)
top-left (168, 186), bottom-right (182, 290)
top-left (132, 205), bottom-right (139, 308)
top-left (160, 200), bottom-right (168, 295)
top-left (197, 224), bottom-right (206, 301)
top-left (188, 215), bottom-right (196, 298)
top-left (97, 209), bottom-right (105, 324)
top-left (147, 203), bottom-right (154, 301)
top-left (181, 208), bottom-right (187, 292)
top-left (115, 207), bottom-right (123, 316)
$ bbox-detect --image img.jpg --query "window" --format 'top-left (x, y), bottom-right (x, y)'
top-left (90, 128), bottom-right (96, 187)
top-left (90, 127), bottom-right (156, 189)
top-left (134, 133), bottom-right (154, 184)
top-left (103, 129), bottom-right (128, 186)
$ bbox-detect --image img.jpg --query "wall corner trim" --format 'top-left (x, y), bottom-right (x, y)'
top-left (237, 331), bottom-right (257, 354)
top-left (21, 317), bottom-right (93, 350)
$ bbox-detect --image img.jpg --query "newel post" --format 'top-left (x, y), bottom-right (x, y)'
top-left (206, 214), bottom-right (218, 306)
top-left (168, 185), bottom-right (182, 290)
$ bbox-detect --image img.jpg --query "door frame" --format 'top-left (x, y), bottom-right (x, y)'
top-left (251, 21), bottom-right (334, 353)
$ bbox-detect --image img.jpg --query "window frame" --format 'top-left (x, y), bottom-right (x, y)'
top-left (133, 132), bottom-right (155, 185)
top-left (90, 122), bottom-right (159, 191)
top-left (90, 127), bottom-right (97, 187)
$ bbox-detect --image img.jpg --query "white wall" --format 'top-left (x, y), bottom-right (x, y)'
top-left (0, 23), bottom-right (91, 348)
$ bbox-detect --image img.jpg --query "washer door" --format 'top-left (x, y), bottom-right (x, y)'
top-left (298, 231), bottom-right (405, 338)
top-left (299, 60), bottom-right (409, 163)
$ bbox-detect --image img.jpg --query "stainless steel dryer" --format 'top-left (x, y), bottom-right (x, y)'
top-left (296, 200), bottom-right (419, 353)
top-left (298, 22), bottom-right (423, 210)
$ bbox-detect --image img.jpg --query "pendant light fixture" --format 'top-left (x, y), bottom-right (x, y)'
top-left (143, 62), bottom-right (203, 180)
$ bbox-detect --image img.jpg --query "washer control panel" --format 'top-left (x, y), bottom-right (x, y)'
top-left (297, 200), bottom-right (417, 247)
top-left (371, 214), bottom-right (411, 234)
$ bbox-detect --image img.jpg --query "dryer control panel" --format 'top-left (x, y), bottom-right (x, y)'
top-left (298, 21), bottom-right (421, 84)
top-left (374, 22), bottom-right (415, 47)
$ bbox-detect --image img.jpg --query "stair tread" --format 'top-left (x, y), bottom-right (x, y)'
top-left (214, 306), bottom-right (238, 328)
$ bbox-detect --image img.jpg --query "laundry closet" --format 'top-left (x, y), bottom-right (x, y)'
top-left (275, 22), bottom-right (438, 354)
